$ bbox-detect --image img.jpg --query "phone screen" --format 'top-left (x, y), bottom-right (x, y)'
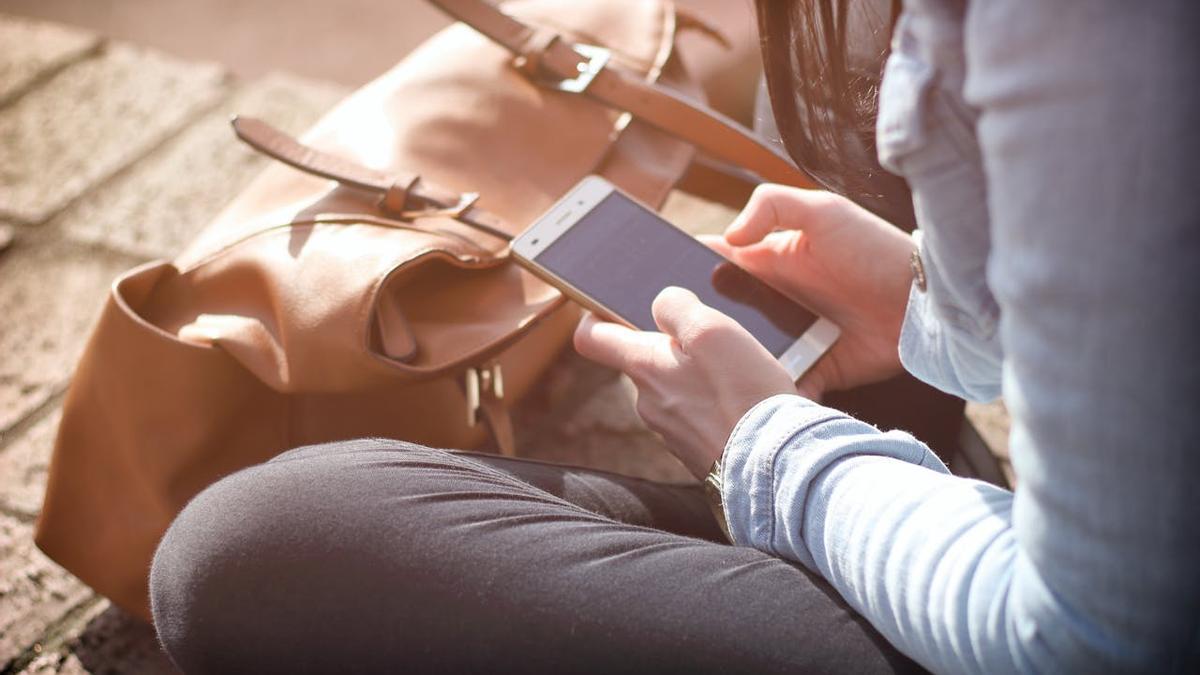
top-left (535, 191), bottom-right (818, 357)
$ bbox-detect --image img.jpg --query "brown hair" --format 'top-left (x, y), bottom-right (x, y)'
top-left (755, 0), bottom-right (915, 229)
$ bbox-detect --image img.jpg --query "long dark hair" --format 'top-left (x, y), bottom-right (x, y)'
top-left (755, 0), bottom-right (915, 229)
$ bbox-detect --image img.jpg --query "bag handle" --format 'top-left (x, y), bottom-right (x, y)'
top-left (425, 0), bottom-right (817, 189)
top-left (231, 116), bottom-right (516, 242)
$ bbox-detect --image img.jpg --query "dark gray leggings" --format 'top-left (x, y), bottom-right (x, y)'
top-left (150, 439), bottom-right (922, 673)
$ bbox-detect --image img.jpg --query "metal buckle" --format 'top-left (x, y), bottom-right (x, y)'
top-left (465, 363), bottom-right (504, 428)
top-left (552, 44), bottom-right (611, 94)
top-left (465, 367), bottom-right (480, 427)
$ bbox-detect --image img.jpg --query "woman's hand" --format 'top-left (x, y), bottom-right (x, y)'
top-left (571, 185), bottom-right (915, 475)
top-left (574, 288), bottom-right (797, 479)
top-left (703, 185), bottom-right (917, 399)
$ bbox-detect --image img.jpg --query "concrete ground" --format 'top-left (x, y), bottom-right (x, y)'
top-left (0, 0), bottom-right (451, 87)
top-left (0, 8), bottom-right (1011, 674)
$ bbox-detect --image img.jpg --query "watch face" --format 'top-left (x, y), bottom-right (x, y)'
top-left (703, 464), bottom-right (723, 497)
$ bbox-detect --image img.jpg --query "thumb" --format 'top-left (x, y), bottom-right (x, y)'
top-left (651, 286), bottom-right (737, 352)
top-left (573, 312), bottom-right (664, 374)
top-left (725, 184), bottom-right (838, 247)
top-left (699, 231), bottom-right (790, 286)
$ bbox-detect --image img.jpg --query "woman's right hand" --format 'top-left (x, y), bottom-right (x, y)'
top-left (703, 184), bottom-right (917, 399)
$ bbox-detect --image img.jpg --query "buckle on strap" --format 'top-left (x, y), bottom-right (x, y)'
top-left (513, 39), bottom-right (609, 94)
top-left (553, 44), bottom-right (611, 93)
top-left (465, 363), bottom-right (505, 428)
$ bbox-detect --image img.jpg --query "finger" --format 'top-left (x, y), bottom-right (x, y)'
top-left (700, 233), bottom-right (776, 275)
top-left (573, 313), bottom-right (665, 374)
top-left (702, 231), bottom-right (797, 291)
top-left (696, 233), bottom-right (734, 258)
top-left (724, 184), bottom-right (839, 247)
top-left (650, 286), bottom-right (733, 352)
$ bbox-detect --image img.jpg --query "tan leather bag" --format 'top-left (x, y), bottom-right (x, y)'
top-left (36, 0), bottom-right (814, 621)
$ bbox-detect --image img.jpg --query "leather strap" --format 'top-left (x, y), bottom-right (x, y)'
top-left (426, 0), bottom-right (817, 189)
top-left (232, 116), bottom-right (515, 242)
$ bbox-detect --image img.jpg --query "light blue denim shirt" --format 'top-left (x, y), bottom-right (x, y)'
top-left (723, 1), bottom-right (1200, 672)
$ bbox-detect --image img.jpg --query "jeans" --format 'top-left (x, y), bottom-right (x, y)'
top-left (150, 438), bottom-right (922, 673)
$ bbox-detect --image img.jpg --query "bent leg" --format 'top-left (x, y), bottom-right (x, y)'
top-left (151, 439), bottom-right (918, 674)
top-left (441, 448), bottom-right (726, 543)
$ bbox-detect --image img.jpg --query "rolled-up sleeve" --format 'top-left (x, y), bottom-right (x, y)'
top-left (721, 394), bottom-right (950, 568)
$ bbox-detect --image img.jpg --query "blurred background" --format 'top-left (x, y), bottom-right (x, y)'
top-left (0, 0), bottom-right (452, 86)
top-left (0, 0), bottom-right (763, 100)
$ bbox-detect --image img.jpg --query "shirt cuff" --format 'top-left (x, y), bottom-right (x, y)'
top-left (721, 394), bottom-right (949, 568)
top-left (899, 234), bottom-right (1003, 402)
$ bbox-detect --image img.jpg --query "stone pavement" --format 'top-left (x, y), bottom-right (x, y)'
top-left (0, 12), bottom-right (1010, 674)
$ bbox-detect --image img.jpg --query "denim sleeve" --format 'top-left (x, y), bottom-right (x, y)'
top-left (722, 395), bottom-right (1028, 673)
top-left (724, 2), bottom-right (1200, 673)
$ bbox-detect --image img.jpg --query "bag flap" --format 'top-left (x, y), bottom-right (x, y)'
top-left (137, 217), bottom-right (512, 392)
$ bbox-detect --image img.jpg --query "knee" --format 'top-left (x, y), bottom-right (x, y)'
top-left (150, 455), bottom-right (296, 671)
top-left (150, 438), bottom-right (450, 670)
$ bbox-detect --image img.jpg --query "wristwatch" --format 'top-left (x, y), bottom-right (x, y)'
top-left (703, 456), bottom-right (731, 542)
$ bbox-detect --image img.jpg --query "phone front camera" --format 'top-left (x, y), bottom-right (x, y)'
top-left (531, 238), bottom-right (540, 245)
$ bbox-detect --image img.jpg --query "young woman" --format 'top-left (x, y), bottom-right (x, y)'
top-left (150, 1), bottom-right (1199, 672)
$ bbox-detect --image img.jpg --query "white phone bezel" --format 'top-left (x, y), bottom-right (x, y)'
top-left (511, 175), bottom-right (840, 380)
top-left (512, 175), bottom-right (615, 261)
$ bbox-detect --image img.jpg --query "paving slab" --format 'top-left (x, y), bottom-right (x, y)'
top-left (558, 371), bottom-right (646, 437)
top-left (0, 236), bottom-right (133, 436)
top-left (0, 513), bottom-right (94, 671)
top-left (64, 73), bottom-right (346, 258)
top-left (22, 603), bottom-right (176, 675)
top-left (0, 43), bottom-right (227, 225)
top-left (0, 14), bottom-right (99, 108)
top-left (0, 0), bottom-right (451, 88)
top-left (0, 409), bottom-right (58, 518)
top-left (515, 351), bottom-right (692, 483)
top-left (523, 426), bottom-right (692, 484)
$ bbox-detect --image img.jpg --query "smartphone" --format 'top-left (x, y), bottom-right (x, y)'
top-left (511, 176), bottom-right (839, 380)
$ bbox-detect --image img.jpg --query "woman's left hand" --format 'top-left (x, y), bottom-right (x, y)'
top-left (573, 287), bottom-right (799, 479)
